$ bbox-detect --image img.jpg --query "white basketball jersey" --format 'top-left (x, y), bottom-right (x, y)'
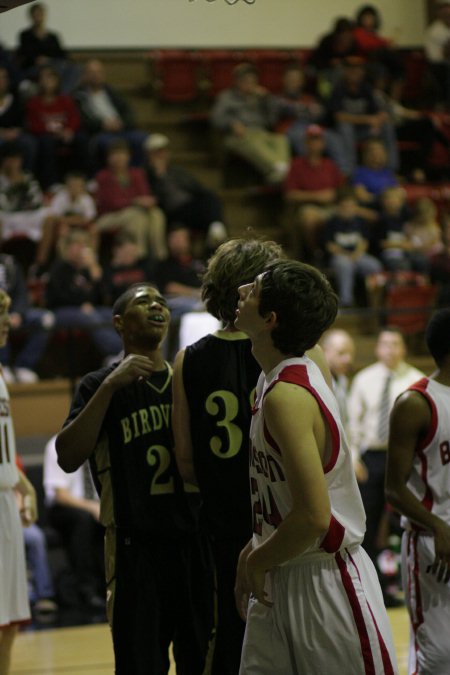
top-left (249, 357), bottom-right (366, 558)
top-left (0, 372), bottom-right (18, 489)
top-left (403, 377), bottom-right (450, 530)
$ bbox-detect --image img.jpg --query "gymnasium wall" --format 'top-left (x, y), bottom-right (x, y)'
top-left (0, 0), bottom-right (426, 50)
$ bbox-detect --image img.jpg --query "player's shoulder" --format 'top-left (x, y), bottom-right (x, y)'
top-left (77, 363), bottom-right (117, 394)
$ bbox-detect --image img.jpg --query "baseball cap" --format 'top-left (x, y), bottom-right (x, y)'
top-left (144, 133), bottom-right (170, 152)
top-left (305, 125), bottom-right (324, 138)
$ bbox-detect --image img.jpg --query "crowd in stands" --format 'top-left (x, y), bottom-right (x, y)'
top-left (0, 2), bottom-right (450, 386)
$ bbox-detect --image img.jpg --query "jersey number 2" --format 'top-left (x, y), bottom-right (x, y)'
top-left (147, 445), bottom-right (175, 495)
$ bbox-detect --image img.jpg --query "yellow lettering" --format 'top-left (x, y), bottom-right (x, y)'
top-left (121, 417), bottom-right (132, 444)
top-left (131, 412), bottom-right (141, 438)
top-left (150, 406), bottom-right (162, 430)
top-left (139, 408), bottom-right (152, 434)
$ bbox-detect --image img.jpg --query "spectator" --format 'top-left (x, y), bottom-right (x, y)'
top-left (352, 138), bottom-right (398, 209)
top-left (276, 64), bottom-right (350, 175)
top-left (74, 59), bottom-right (147, 170)
top-left (23, 523), bottom-right (57, 614)
top-left (284, 124), bottom-right (345, 262)
top-left (102, 232), bottom-right (155, 305)
top-left (144, 133), bottom-right (227, 251)
top-left (328, 56), bottom-right (398, 173)
top-left (377, 186), bottom-right (414, 271)
top-left (309, 17), bottom-right (359, 93)
top-left (353, 4), bottom-right (404, 98)
top-left (348, 328), bottom-right (424, 605)
top-left (16, 2), bottom-right (80, 94)
top-left (155, 225), bottom-right (204, 321)
top-left (211, 62), bottom-right (290, 183)
top-left (321, 327), bottom-right (356, 435)
top-left (43, 435), bottom-right (105, 609)
top-left (0, 66), bottom-right (36, 171)
top-left (430, 212), bottom-right (450, 304)
top-left (25, 66), bottom-right (86, 189)
top-left (95, 139), bottom-right (167, 261)
top-left (36, 171), bottom-right (97, 270)
top-left (0, 252), bottom-right (53, 383)
top-left (45, 228), bottom-right (123, 362)
top-left (0, 141), bottom-right (52, 245)
top-left (403, 197), bottom-right (444, 273)
top-left (424, 0), bottom-right (450, 106)
top-left (324, 188), bottom-right (382, 306)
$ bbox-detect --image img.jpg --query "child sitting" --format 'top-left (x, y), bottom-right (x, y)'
top-left (404, 197), bottom-right (444, 273)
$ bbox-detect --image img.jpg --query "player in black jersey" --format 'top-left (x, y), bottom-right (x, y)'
top-left (56, 283), bottom-right (211, 675)
top-left (173, 238), bottom-right (282, 675)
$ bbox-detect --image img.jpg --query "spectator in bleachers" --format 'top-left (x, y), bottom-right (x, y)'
top-left (95, 139), bottom-right (167, 261)
top-left (0, 141), bottom-right (52, 245)
top-left (143, 133), bottom-right (227, 251)
top-left (328, 57), bottom-right (398, 173)
top-left (35, 171), bottom-right (97, 271)
top-left (25, 66), bottom-right (86, 189)
top-left (0, 252), bottom-right (53, 383)
top-left (45, 228), bottom-right (122, 362)
top-left (352, 138), bottom-right (398, 209)
top-left (74, 59), bottom-right (147, 170)
top-left (324, 188), bottom-right (382, 306)
top-left (321, 327), bottom-right (356, 436)
top-left (211, 62), bottom-right (290, 183)
top-left (283, 124), bottom-right (345, 262)
top-left (43, 434), bottom-right (105, 610)
top-left (0, 41), bottom-right (20, 87)
top-left (403, 197), bottom-right (444, 272)
top-left (102, 232), bottom-right (156, 306)
top-left (23, 523), bottom-right (57, 615)
top-left (377, 186), bottom-right (414, 271)
top-left (16, 2), bottom-right (80, 94)
top-left (0, 67), bottom-right (36, 171)
top-left (309, 17), bottom-right (359, 96)
top-left (424, 0), bottom-right (450, 106)
top-left (276, 64), bottom-right (350, 175)
top-left (353, 5), bottom-right (404, 99)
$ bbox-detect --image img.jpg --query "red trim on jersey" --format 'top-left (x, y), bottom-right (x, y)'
top-left (263, 421), bottom-right (282, 456)
top-left (407, 531), bottom-right (424, 674)
top-left (0, 618), bottom-right (31, 629)
top-left (348, 551), bottom-right (395, 675)
top-left (335, 551), bottom-right (377, 675)
top-left (320, 514), bottom-right (345, 553)
top-left (408, 378), bottom-right (438, 513)
top-left (265, 364), bottom-right (341, 473)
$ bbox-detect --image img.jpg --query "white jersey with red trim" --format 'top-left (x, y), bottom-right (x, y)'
top-left (403, 377), bottom-right (450, 531)
top-left (0, 372), bottom-right (18, 490)
top-left (249, 356), bottom-right (366, 558)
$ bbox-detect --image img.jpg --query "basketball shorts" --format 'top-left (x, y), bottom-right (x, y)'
top-left (0, 489), bottom-right (30, 627)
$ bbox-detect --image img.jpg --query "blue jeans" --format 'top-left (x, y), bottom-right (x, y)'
top-left (54, 306), bottom-right (122, 357)
top-left (336, 121), bottom-right (399, 173)
top-left (331, 253), bottom-right (382, 306)
top-left (24, 523), bottom-right (55, 602)
top-left (286, 122), bottom-right (351, 175)
top-left (0, 308), bottom-right (53, 371)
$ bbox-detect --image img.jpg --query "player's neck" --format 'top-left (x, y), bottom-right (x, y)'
top-left (433, 366), bottom-right (450, 387)
top-left (251, 337), bottom-right (289, 375)
top-left (124, 344), bottom-right (165, 371)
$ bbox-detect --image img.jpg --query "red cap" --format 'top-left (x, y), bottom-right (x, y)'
top-left (306, 124), bottom-right (324, 138)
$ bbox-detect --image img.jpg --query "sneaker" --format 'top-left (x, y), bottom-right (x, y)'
top-left (34, 598), bottom-right (58, 614)
top-left (1, 366), bottom-right (15, 384)
top-left (14, 368), bottom-right (39, 383)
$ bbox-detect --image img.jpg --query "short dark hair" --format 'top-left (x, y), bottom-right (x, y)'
top-left (0, 141), bottom-right (23, 163)
top-left (202, 238), bottom-right (282, 324)
top-left (426, 309), bottom-right (450, 366)
top-left (258, 260), bottom-right (338, 356)
top-left (356, 4), bottom-right (381, 30)
top-left (107, 139), bottom-right (130, 156)
top-left (113, 283), bottom-right (160, 317)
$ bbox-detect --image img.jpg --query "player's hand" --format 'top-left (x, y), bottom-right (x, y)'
top-left (105, 354), bottom-right (154, 391)
top-left (246, 551), bottom-right (273, 609)
top-left (353, 457), bottom-right (368, 483)
top-left (428, 521), bottom-right (450, 583)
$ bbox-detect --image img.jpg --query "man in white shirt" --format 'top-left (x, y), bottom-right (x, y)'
top-left (321, 328), bottom-right (355, 436)
top-left (424, 0), bottom-right (450, 105)
top-left (43, 435), bottom-right (104, 609)
top-left (348, 328), bottom-right (424, 603)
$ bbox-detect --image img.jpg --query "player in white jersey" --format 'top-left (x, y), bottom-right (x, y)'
top-left (234, 260), bottom-right (398, 675)
top-left (0, 289), bottom-right (37, 674)
top-left (386, 308), bottom-right (450, 675)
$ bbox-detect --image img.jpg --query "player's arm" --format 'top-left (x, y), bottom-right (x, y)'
top-left (246, 384), bottom-right (331, 605)
top-left (15, 467), bottom-right (37, 526)
top-left (386, 391), bottom-right (450, 583)
top-left (234, 538), bottom-right (253, 621)
top-left (56, 354), bottom-right (155, 473)
top-left (172, 349), bottom-right (198, 486)
top-left (305, 344), bottom-right (333, 389)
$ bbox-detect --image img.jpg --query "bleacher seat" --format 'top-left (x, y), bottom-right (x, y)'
top-left (153, 50), bottom-right (201, 103)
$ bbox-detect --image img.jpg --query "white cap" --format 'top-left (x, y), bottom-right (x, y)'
top-left (144, 133), bottom-right (170, 152)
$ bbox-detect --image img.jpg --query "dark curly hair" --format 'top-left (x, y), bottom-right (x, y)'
top-left (258, 260), bottom-right (338, 356)
top-left (201, 238), bottom-right (283, 325)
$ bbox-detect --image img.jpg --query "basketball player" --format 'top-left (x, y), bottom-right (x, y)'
top-left (234, 260), bottom-right (398, 675)
top-left (56, 283), bottom-right (211, 675)
top-left (386, 308), bottom-right (450, 675)
top-left (0, 289), bottom-right (37, 675)
top-left (173, 237), bottom-right (282, 674)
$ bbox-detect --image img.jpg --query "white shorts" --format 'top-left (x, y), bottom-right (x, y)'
top-left (0, 490), bottom-right (30, 628)
top-left (402, 531), bottom-right (450, 675)
top-left (0, 207), bottom-right (50, 242)
top-left (239, 546), bottom-right (398, 675)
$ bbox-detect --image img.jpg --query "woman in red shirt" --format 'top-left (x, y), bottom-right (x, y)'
top-left (95, 139), bottom-right (167, 261)
top-left (26, 65), bottom-right (87, 188)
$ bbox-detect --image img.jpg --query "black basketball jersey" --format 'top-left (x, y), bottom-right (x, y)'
top-left (183, 331), bottom-right (261, 539)
top-left (65, 362), bottom-right (194, 536)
